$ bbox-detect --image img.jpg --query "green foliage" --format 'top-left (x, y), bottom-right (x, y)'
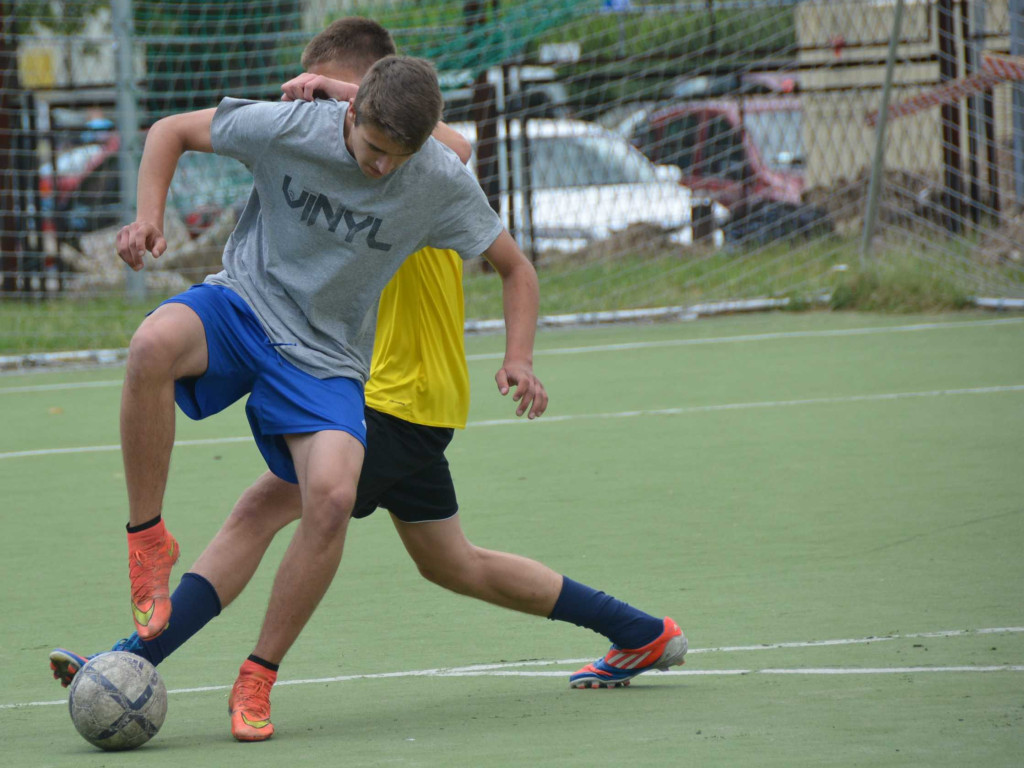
top-left (333, 0), bottom-right (585, 72)
top-left (336, 0), bottom-right (794, 80)
top-left (131, 1), bottom-right (305, 120)
top-left (13, 0), bottom-right (108, 36)
top-left (531, 4), bottom-right (795, 61)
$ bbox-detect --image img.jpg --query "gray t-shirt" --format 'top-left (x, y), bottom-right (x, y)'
top-left (206, 97), bottom-right (503, 381)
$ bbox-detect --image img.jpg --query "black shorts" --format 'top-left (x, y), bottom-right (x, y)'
top-left (352, 408), bottom-right (458, 523)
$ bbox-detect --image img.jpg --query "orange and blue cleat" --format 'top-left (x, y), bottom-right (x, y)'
top-left (569, 616), bottom-right (687, 689)
top-left (229, 659), bottom-right (277, 742)
top-left (48, 648), bottom-right (90, 688)
top-left (49, 636), bottom-right (145, 687)
top-left (128, 523), bottom-right (180, 641)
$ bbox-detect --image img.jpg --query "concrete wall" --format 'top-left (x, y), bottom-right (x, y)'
top-left (796, 0), bottom-right (1011, 191)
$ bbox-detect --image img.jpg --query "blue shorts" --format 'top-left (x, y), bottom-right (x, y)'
top-left (160, 284), bottom-right (366, 484)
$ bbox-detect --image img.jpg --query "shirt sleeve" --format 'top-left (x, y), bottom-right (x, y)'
top-left (210, 97), bottom-right (334, 170)
top-left (427, 162), bottom-right (504, 260)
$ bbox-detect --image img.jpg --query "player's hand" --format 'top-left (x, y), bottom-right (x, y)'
top-left (495, 361), bottom-right (548, 419)
top-left (280, 73), bottom-right (359, 103)
top-left (116, 221), bottom-right (166, 271)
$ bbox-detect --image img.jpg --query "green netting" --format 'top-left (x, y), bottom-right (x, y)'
top-left (381, 0), bottom-right (592, 73)
top-left (3, 0), bottom-right (1023, 338)
top-left (134, 1), bottom-right (305, 121)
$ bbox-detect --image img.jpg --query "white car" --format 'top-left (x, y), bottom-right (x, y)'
top-left (450, 118), bottom-right (727, 252)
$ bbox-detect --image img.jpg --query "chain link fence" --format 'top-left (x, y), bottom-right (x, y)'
top-left (2, 0), bottom-right (1023, 356)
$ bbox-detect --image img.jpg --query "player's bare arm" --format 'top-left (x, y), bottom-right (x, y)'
top-left (280, 73), bottom-right (359, 103)
top-left (430, 121), bottom-right (472, 164)
top-left (482, 230), bottom-right (548, 419)
top-left (116, 108), bottom-right (216, 270)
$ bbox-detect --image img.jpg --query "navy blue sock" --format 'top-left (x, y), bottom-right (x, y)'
top-left (548, 576), bottom-right (664, 649)
top-left (136, 572), bottom-right (222, 666)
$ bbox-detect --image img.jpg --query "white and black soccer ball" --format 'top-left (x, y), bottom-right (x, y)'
top-left (67, 651), bottom-right (167, 751)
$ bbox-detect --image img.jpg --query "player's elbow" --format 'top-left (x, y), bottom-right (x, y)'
top-left (146, 110), bottom-right (214, 155)
top-left (484, 231), bottom-right (536, 281)
top-left (500, 255), bottom-right (538, 291)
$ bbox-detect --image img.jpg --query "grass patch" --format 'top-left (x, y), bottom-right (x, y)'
top-left (1, 237), bottom-right (1020, 355)
top-left (830, 259), bottom-right (976, 312)
top-left (0, 295), bottom-right (170, 355)
top-left (465, 236), bottom-right (1017, 319)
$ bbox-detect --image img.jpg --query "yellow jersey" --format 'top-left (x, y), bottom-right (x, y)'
top-left (364, 246), bottom-right (470, 429)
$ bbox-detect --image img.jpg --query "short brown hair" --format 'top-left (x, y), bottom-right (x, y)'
top-left (353, 56), bottom-right (442, 151)
top-left (301, 17), bottom-right (396, 74)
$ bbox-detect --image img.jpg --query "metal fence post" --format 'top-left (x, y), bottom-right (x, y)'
top-left (0, 0), bottom-right (19, 294)
top-left (112, 0), bottom-right (144, 302)
top-left (1012, 0), bottom-right (1024, 207)
top-left (861, 0), bottom-right (905, 262)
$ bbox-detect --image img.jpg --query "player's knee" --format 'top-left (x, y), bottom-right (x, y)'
top-left (126, 307), bottom-right (205, 381)
top-left (126, 323), bottom-right (176, 379)
top-left (414, 550), bottom-right (478, 593)
top-left (302, 483), bottom-right (356, 539)
top-left (416, 561), bottom-right (457, 589)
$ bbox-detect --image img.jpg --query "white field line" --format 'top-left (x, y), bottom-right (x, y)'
top-left (0, 380), bottom-right (122, 395)
top-left (3, 384), bottom-right (1022, 461)
top-left (434, 666), bottom-right (1024, 677)
top-left (0, 436), bottom-right (253, 460)
top-left (464, 317), bottom-right (1024, 362)
top-left (465, 385), bottom-right (1024, 428)
top-left (3, 317), bottom-right (1022, 395)
top-left (4, 626), bottom-right (1023, 711)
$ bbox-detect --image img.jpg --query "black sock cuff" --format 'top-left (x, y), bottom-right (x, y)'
top-left (247, 654), bottom-right (279, 673)
top-left (126, 515), bottom-right (162, 534)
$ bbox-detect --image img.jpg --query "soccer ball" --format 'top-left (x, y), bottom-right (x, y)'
top-left (67, 651), bottom-right (167, 751)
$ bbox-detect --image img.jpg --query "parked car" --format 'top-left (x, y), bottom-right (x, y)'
top-left (451, 118), bottom-right (728, 253)
top-left (41, 117), bottom-right (726, 256)
top-left (626, 90), bottom-right (832, 244)
top-left (40, 135), bottom-right (252, 243)
top-left (39, 134), bottom-right (123, 241)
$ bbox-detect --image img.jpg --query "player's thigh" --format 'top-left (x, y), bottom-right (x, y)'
top-left (160, 284), bottom-right (274, 421)
top-left (286, 429), bottom-right (365, 513)
top-left (130, 301), bottom-right (208, 379)
top-left (248, 360), bottom-right (366, 484)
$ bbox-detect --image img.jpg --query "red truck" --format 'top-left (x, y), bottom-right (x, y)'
top-left (628, 81), bottom-right (831, 244)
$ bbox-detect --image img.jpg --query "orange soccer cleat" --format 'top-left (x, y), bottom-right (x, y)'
top-left (127, 522), bottom-right (180, 641)
top-left (569, 616), bottom-right (688, 689)
top-left (229, 659), bottom-right (277, 742)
